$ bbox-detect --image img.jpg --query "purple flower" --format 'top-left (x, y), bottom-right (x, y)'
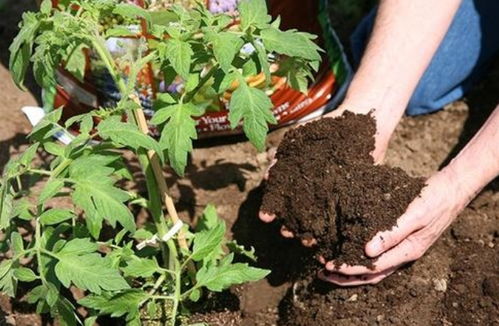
top-left (208, 0), bottom-right (239, 14)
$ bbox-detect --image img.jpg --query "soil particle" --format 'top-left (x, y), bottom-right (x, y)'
top-left (261, 113), bottom-right (425, 267)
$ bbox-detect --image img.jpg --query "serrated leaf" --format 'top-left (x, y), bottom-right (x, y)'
top-left (84, 316), bottom-right (98, 326)
top-left (254, 42), bottom-right (270, 85)
top-left (72, 176), bottom-right (135, 237)
top-left (229, 78), bottom-right (276, 151)
top-left (189, 288), bottom-right (201, 302)
top-left (122, 258), bottom-right (159, 278)
top-left (212, 69), bottom-right (236, 93)
top-left (55, 253), bottom-right (129, 294)
top-left (55, 296), bottom-right (77, 326)
top-left (185, 73), bottom-right (200, 93)
top-left (40, 0), bottom-right (52, 14)
top-left (39, 208), bottom-right (75, 226)
top-left (14, 267), bottom-right (38, 282)
top-left (164, 38), bottom-right (193, 80)
top-left (97, 119), bottom-right (162, 158)
top-left (227, 240), bottom-right (257, 262)
top-left (79, 290), bottom-right (148, 318)
top-left (113, 3), bottom-right (152, 26)
top-left (0, 260), bottom-right (17, 297)
top-left (208, 32), bottom-right (244, 73)
top-left (238, 0), bottom-right (271, 30)
top-left (44, 142), bottom-right (65, 157)
top-left (9, 12), bottom-right (39, 90)
top-left (196, 262), bottom-right (269, 292)
top-left (0, 184), bottom-right (13, 230)
top-left (106, 26), bottom-right (137, 38)
top-left (192, 221), bottom-right (225, 261)
top-left (57, 238), bottom-right (99, 256)
top-left (65, 44), bottom-right (87, 82)
top-left (196, 204), bottom-right (219, 232)
top-left (260, 28), bottom-right (321, 61)
top-left (154, 103), bottom-right (199, 176)
top-left (11, 232), bottom-right (24, 255)
top-left (19, 143), bottom-right (39, 167)
top-left (39, 178), bottom-right (64, 203)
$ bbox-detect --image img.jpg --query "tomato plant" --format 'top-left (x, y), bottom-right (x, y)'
top-left (1, 0), bottom-right (321, 324)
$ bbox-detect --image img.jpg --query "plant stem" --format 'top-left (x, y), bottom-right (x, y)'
top-left (183, 64), bottom-right (218, 103)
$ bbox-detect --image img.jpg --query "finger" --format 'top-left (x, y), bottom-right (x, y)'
top-left (280, 225), bottom-right (294, 238)
top-left (301, 237), bottom-right (317, 247)
top-left (317, 256), bottom-right (326, 265)
top-left (325, 262), bottom-right (373, 275)
top-left (263, 158), bottom-right (277, 180)
top-left (326, 235), bottom-right (425, 276)
top-left (318, 267), bottom-right (397, 286)
top-left (366, 211), bottom-right (423, 258)
top-left (259, 211), bottom-right (276, 223)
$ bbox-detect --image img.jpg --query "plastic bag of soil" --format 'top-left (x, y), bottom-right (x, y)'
top-left (43, 0), bottom-right (351, 138)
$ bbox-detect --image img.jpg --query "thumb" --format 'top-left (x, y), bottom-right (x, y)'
top-left (366, 210), bottom-right (423, 257)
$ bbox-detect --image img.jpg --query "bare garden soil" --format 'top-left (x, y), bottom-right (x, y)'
top-left (1, 2), bottom-right (498, 325)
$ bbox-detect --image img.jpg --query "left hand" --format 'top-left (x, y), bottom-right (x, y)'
top-left (319, 167), bottom-right (470, 286)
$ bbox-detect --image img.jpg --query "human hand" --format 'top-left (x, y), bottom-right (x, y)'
top-left (258, 107), bottom-right (390, 242)
top-left (319, 168), bottom-right (470, 286)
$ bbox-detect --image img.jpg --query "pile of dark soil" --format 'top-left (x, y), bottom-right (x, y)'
top-left (261, 113), bottom-right (425, 267)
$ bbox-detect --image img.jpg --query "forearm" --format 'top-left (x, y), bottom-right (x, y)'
top-left (443, 106), bottom-right (499, 203)
top-left (337, 0), bottom-right (462, 148)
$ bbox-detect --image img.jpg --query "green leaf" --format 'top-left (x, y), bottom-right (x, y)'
top-left (260, 28), bottom-right (322, 61)
top-left (196, 262), bottom-right (269, 292)
top-left (196, 204), bottom-right (219, 232)
top-left (192, 221), bottom-right (225, 262)
top-left (39, 178), bottom-right (65, 203)
top-left (40, 0), bottom-right (52, 14)
top-left (79, 289), bottom-right (148, 318)
top-left (254, 42), bottom-right (271, 85)
top-left (229, 78), bottom-right (276, 151)
top-left (208, 32), bottom-right (244, 73)
top-left (0, 260), bottom-right (17, 297)
top-left (57, 238), bottom-right (98, 256)
top-left (55, 296), bottom-right (77, 326)
top-left (164, 38), bottom-right (193, 80)
top-left (153, 103), bottom-right (199, 176)
top-left (189, 288), bottom-right (201, 302)
top-left (55, 253), bottom-right (129, 294)
top-left (44, 142), bottom-right (65, 157)
top-left (212, 69), bottom-right (236, 93)
top-left (39, 208), bottom-right (75, 226)
top-left (65, 44), bottom-right (87, 82)
top-left (19, 143), bottom-right (39, 167)
top-left (122, 258), bottom-right (159, 278)
top-left (84, 316), bottom-right (98, 326)
top-left (9, 12), bottom-right (39, 89)
top-left (0, 184), bottom-right (13, 230)
top-left (106, 26), bottom-right (137, 38)
top-left (238, 0), bottom-right (271, 30)
top-left (14, 267), bottom-right (38, 282)
top-left (227, 240), bottom-right (257, 262)
top-left (113, 3), bottom-right (152, 26)
top-left (11, 232), bottom-right (24, 255)
top-left (185, 73), bottom-right (200, 93)
top-left (97, 119), bottom-right (162, 158)
top-left (0, 259), bottom-right (13, 279)
top-left (72, 175), bottom-right (136, 237)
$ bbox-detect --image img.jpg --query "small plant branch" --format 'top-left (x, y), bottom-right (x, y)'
top-left (184, 63), bottom-right (218, 103)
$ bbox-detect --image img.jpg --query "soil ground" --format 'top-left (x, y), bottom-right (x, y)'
top-left (1, 1), bottom-right (498, 325)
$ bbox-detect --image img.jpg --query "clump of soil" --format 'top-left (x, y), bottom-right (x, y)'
top-left (261, 112), bottom-right (425, 267)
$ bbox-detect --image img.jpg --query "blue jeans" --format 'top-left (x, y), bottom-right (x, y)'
top-left (350, 0), bottom-right (499, 116)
